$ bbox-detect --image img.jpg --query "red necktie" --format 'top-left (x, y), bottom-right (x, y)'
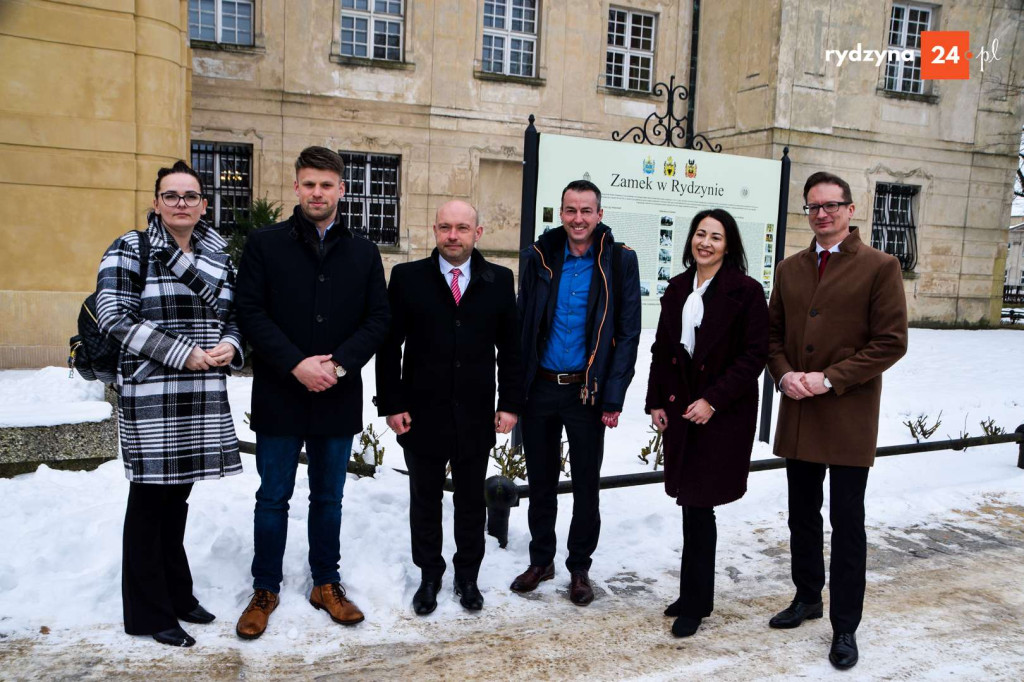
top-left (450, 268), bottom-right (462, 305)
top-left (818, 251), bottom-right (830, 281)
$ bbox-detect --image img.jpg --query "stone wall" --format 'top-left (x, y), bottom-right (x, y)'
top-left (0, 388), bottom-right (118, 478)
top-left (0, 0), bottom-right (192, 368)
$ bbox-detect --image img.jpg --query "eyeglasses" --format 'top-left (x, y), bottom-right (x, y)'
top-left (803, 201), bottom-right (851, 215)
top-left (159, 192), bottom-right (204, 208)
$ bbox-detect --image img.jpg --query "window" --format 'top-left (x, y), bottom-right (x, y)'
top-left (338, 152), bottom-right (401, 245)
top-left (189, 0), bottom-right (254, 45)
top-left (481, 0), bottom-right (538, 77)
top-left (871, 183), bottom-right (919, 271)
top-left (191, 142), bottom-right (253, 232)
top-left (605, 8), bottom-right (656, 92)
top-left (884, 3), bottom-right (932, 94)
top-left (340, 0), bottom-right (404, 61)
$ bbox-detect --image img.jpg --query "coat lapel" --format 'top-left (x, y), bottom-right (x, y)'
top-left (149, 216), bottom-right (223, 313)
top-left (691, 268), bottom-right (742, 368)
top-left (462, 248), bottom-right (494, 301)
top-left (808, 227), bottom-right (862, 297)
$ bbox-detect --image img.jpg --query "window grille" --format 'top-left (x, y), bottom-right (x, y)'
top-left (338, 152), bottom-right (401, 246)
top-left (871, 182), bottom-right (919, 271)
top-left (190, 142), bottom-right (253, 233)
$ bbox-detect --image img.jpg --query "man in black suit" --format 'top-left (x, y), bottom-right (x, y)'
top-left (376, 200), bottom-right (523, 614)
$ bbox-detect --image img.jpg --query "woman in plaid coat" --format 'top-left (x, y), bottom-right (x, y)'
top-left (96, 161), bottom-right (243, 648)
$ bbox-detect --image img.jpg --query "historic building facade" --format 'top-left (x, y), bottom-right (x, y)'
top-left (696, 0), bottom-right (1023, 324)
top-left (1, 0), bottom-right (1021, 367)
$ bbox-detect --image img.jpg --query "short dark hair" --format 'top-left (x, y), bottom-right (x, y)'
top-left (154, 160), bottom-right (204, 197)
top-left (560, 179), bottom-right (602, 210)
top-left (295, 146), bottom-right (346, 177)
top-left (803, 171), bottom-right (852, 203)
top-left (681, 208), bottom-right (748, 274)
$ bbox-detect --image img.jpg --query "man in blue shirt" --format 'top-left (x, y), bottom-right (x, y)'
top-left (512, 180), bottom-right (641, 605)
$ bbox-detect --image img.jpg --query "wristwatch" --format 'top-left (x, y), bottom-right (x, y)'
top-left (332, 361), bottom-right (347, 378)
top-left (823, 376), bottom-right (832, 390)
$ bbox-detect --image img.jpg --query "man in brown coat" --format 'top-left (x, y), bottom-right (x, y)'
top-left (767, 171), bottom-right (908, 670)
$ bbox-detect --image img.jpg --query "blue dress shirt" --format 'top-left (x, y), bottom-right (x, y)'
top-left (539, 243), bottom-right (593, 372)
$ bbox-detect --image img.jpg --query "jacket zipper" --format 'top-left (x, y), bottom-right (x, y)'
top-left (582, 233), bottom-right (610, 405)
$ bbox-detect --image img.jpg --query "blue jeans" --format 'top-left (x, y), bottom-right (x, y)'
top-left (252, 434), bottom-right (353, 593)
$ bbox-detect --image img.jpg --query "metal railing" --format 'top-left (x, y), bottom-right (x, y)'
top-left (238, 426), bottom-right (1024, 548)
top-left (238, 425), bottom-right (1024, 490)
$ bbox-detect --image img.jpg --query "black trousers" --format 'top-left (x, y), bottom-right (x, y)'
top-left (785, 458), bottom-right (870, 633)
top-left (404, 438), bottom-right (490, 583)
top-left (122, 482), bottom-right (198, 635)
top-left (521, 380), bottom-right (605, 571)
top-left (678, 506), bottom-right (717, 618)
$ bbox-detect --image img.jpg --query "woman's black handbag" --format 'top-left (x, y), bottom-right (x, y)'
top-left (69, 233), bottom-right (150, 384)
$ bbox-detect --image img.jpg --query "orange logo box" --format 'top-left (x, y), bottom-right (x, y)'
top-left (921, 31), bottom-right (970, 80)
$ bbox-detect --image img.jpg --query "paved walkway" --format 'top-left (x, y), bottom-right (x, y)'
top-left (4, 501), bottom-right (1023, 681)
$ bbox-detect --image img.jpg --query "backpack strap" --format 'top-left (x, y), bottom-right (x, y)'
top-left (136, 230), bottom-right (150, 290)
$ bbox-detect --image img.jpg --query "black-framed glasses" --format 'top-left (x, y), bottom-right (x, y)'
top-left (803, 201), bottom-right (851, 215)
top-left (159, 192), bottom-right (204, 208)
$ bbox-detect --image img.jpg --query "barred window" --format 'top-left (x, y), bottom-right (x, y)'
top-left (482, 0), bottom-right (538, 77)
top-left (884, 3), bottom-right (932, 94)
top-left (605, 8), bottom-right (656, 92)
top-left (340, 0), bottom-right (404, 61)
top-left (338, 152), bottom-right (400, 246)
top-left (189, 0), bottom-right (254, 45)
top-left (871, 183), bottom-right (919, 271)
top-left (190, 142), bottom-right (253, 232)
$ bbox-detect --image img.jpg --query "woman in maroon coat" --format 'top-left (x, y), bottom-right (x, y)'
top-left (645, 208), bottom-right (769, 638)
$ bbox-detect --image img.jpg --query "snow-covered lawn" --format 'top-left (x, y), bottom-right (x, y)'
top-left (0, 328), bottom-right (1022, 679)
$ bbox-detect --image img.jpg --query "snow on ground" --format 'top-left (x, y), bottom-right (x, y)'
top-left (0, 367), bottom-right (110, 427)
top-left (0, 328), bottom-right (1022, 680)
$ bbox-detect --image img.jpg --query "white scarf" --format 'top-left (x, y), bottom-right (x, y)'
top-left (681, 273), bottom-right (713, 357)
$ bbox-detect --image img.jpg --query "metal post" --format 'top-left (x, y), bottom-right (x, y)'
top-left (758, 146), bottom-right (790, 443)
top-left (685, 0), bottom-right (701, 150)
top-left (518, 114), bottom-right (540, 260)
top-left (1017, 424), bottom-right (1024, 469)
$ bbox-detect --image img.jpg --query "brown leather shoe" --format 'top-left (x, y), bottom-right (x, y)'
top-left (510, 563), bottom-right (555, 593)
top-left (569, 569), bottom-right (594, 606)
top-left (310, 582), bottom-right (365, 625)
top-left (236, 589), bottom-right (279, 640)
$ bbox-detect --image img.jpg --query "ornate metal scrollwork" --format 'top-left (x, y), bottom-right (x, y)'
top-left (611, 75), bottom-right (721, 152)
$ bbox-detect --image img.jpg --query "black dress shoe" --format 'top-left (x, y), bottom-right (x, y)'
top-left (152, 626), bottom-right (195, 647)
top-left (768, 599), bottom-right (824, 629)
top-left (671, 615), bottom-right (702, 638)
top-left (178, 604), bottom-right (216, 624)
top-left (664, 598), bottom-right (682, 617)
top-left (454, 578), bottom-right (484, 611)
top-left (412, 580), bottom-right (440, 615)
top-left (829, 632), bottom-right (858, 669)
top-left (569, 569), bottom-right (594, 606)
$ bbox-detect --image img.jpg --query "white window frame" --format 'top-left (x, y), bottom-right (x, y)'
top-left (339, 0), bottom-right (404, 61)
top-left (188, 0), bottom-right (254, 45)
top-left (605, 8), bottom-right (656, 93)
top-left (481, 0), bottom-right (538, 77)
top-left (884, 2), bottom-right (932, 94)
